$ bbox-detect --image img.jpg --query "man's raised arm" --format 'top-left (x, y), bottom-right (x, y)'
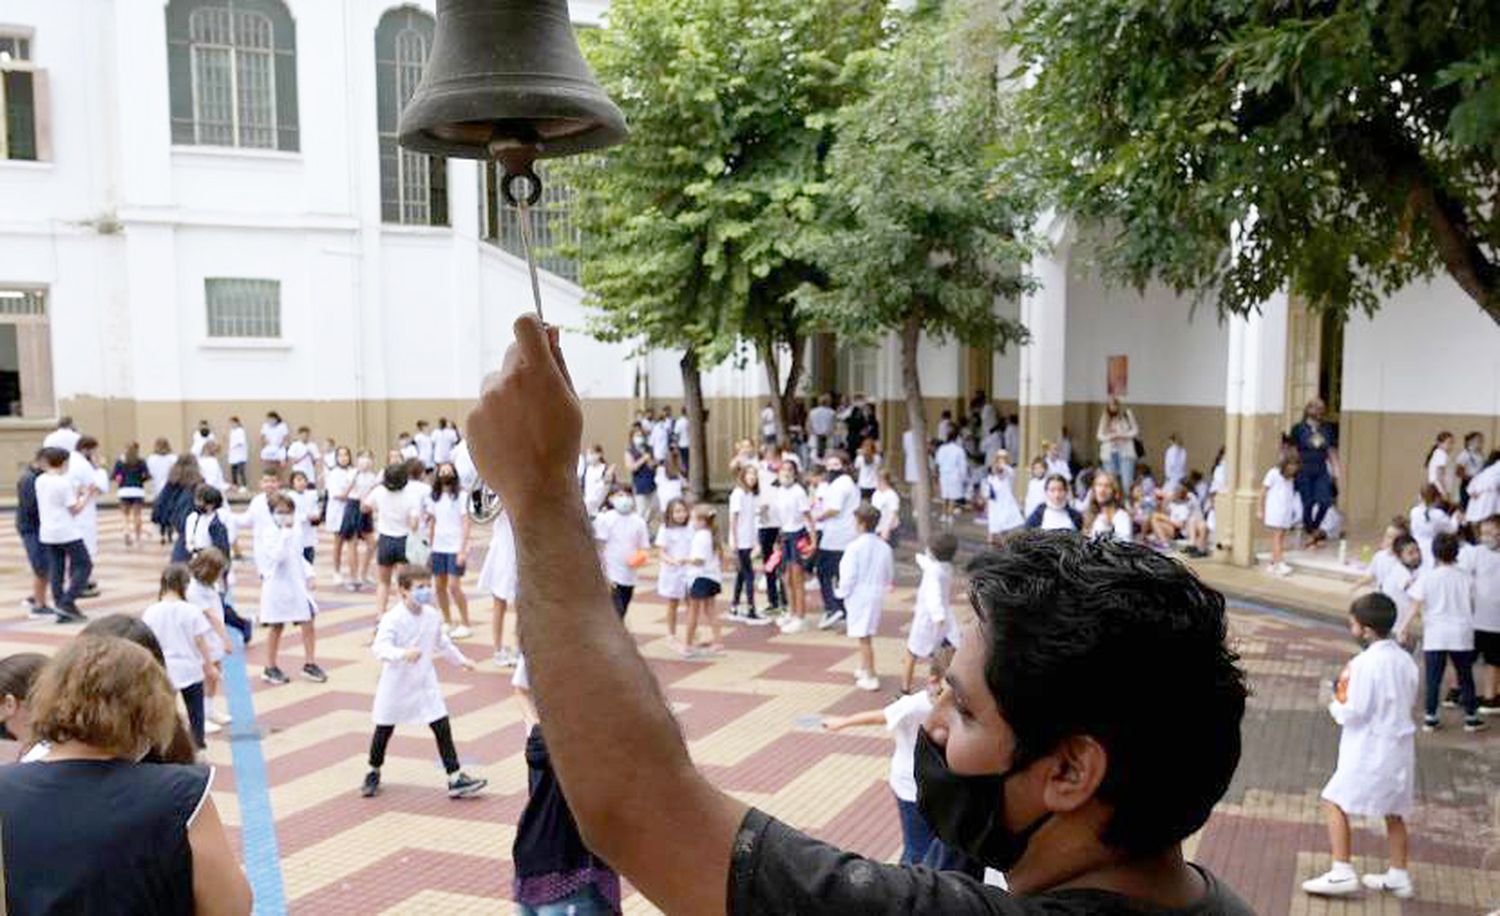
top-left (466, 315), bottom-right (746, 914)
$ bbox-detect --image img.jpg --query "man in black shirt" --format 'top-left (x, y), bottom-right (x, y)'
top-left (467, 315), bottom-right (1255, 915)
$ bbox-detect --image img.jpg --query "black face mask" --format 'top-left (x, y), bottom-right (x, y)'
top-left (914, 728), bottom-right (1052, 873)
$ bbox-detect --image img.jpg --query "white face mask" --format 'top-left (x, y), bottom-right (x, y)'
top-left (274, 512), bottom-right (294, 527)
top-left (612, 495), bottom-right (634, 513)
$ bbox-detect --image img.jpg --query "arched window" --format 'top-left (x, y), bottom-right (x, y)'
top-left (166, 0), bottom-right (299, 150)
top-left (375, 7), bottom-right (447, 226)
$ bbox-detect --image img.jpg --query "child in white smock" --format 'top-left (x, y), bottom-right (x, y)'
top-left (255, 492), bottom-right (325, 687)
top-left (1261, 454), bottom-right (1300, 577)
top-left (361, 565), bottom-right (487, 800)
top-left (835, 506), bottom-right (893, 692)
top-left (902, 532), bottom-right (958, 694)
top-left (982, 451), bottom-right (1023, 544)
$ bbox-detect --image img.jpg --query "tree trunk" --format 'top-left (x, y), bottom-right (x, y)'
top-left (758, 331), bottom-right (807, 448)
top-left (681, 347), bottom-right (710, 499)
top-left (900, 312), bottom-right (933, 548)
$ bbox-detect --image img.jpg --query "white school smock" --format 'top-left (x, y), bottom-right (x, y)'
top-left (1410, 564), bottom-right (1475, 651)
top-left (655, 470), bottom-right (685, 512)
top-left (475, 507), bottom-right (517, 601)
top-left (1045, 456), bottom-right (1072, 482)
top-left (1460, 543), bottom-right (1500, 633)
top-left (688, 527), bottom-right (723, 586)
top-left (835, 532), bottom-right (893, 638)
top-left (198, 455), bottom-right (228, 492)
top-left (1426, 445), bottom-right (1451, 496)
top-left (777, 484), bottom-right (810, 534)
top-left (255, 524), bottom-right (316, 624)
top-left (190, 430), bottom-right (215, 458)
top-left (818, 474), bottom-right (861, 551)
top-left (1321, 639), bottom-right (1418, 818)
top-left (1377, 564), bottom-right (1418, 641)
top-left (872, 488), bottom-right (901, 538)
top-left (582, 462), bottom-right (610, 517)
top-left (1261, 468), bottom-right (1298, 529)
top-left (371, 603), bottom-right (469, 726)
top-left (594, 508), bottom-right (650, 587)
top-left (291, 489), bottom-right (320, 549)
top-left (1408, 503), bottom-right (1457, 569)
top-left (1164, 444), bottom-right (1188, 486)
top-left (260, 421), bottom-right (289, 462)
top-left (1088, 507), bottom-right (1133, 541)
top-left (884, 690), bottom-right (934, 803)
top-left (323, 466), bottom-right (352, 532)
top-left (907, 552), bottom-right (957, 658)
top-left (935, 442), bottom-right (968, 501)
top-left (227, 427), bottom-right (248, 464)
top-left (145, 453), bottom-right (177, 499)
top-left (288, 441), bottom-right (319, 482)
top-left (903, 429), bottom-right (922, 484)
top-left (433, 427), bottom-right (460, 465)
top-left (984, 469), bottom-right (1023, 535)
top-left (186, 579), bottom-right (227, 662)
top-left (854, 453), bottom-right (882, 490)
top-left (1023, 477), bottom-right (1046, 517)
top-left (1466, 462), bottom-right (1500, 522)
top-left (655, 525), bottom-right (694, 599)
top-left (728, 488), bottom-right (757, 551)
top-left (142, 599), bottom-right (211, 690)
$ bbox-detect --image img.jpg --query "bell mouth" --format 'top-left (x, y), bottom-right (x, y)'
top-left (422, 117), bottom-right (596, 148)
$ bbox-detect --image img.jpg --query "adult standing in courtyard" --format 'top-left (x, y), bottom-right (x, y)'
top-left (1289, 398), bottom-right (1341, 547)
top-left (1096, 397), bottom-right (1140, 493)
top-left (465, 316), bottom-right (1252, 915)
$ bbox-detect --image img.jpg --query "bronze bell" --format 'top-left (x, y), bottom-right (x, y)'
top-left (398, 0), bottom-right (627, 162)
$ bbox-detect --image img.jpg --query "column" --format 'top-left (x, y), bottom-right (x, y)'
top-left (1018, 215), bottom-right (1072, 467)
top-left (1217, 293), bottom-right (1289, 565)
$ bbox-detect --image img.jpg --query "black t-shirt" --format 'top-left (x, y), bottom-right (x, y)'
top-left (727, 808), bottom-right (1255, 915)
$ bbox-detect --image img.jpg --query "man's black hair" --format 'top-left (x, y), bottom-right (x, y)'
top-left (966, 530), bottom-right (1247, 857)
top-left (1350, 592), bottom-right (1397, 637)
top-left (1433, 531), bottom-right (1460, 564)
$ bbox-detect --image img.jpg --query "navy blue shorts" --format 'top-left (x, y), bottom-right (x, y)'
top-left (19, 531), bottom-right (46, 577)
top-left (376, 534), bottom-right (407, 567)
top-left (689, 578), bottom-right (722, 600)
top-left (430, 551), bottom-right (464, 576)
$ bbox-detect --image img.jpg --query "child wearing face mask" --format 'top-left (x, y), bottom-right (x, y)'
top-left (256, 492), bottom-right (325, 687)
top-left (1302, 593), bottom-right (1419, 901)
top-left (1459, 515), bottom-right (1500, 713)
top-left (594, 485), bottom-right (651, 620)
top-left (823, 647), bottom-right (953, 866)
top-left (426, 463), bottom-right (474, 639)
top-left (580, 444), bottom-right (611, 518)
top-left (362, 565), bottom-right (487, 800)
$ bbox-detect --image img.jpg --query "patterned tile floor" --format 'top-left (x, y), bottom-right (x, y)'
top-left (1, 515), bottom-right (1496, 914)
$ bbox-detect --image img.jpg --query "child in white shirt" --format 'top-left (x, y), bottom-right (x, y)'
top-left (656, 499), bottom-right (694, 648)
top-left (822, 648), bottom-right (952, 865)
top-left (774, 463), bottom-right (816, 633)
top-left (1163, 435), bottom-right (1188, 487)
top-left (594, 486), bottom-right (651, 620)
top-left (226, 417), bottom-right (249, 491)
top-left (902, 532), bottom-right (957, 694)
top-left (1461, 515), bottom-right (1500, 712)
top-left (186, 548), bottom-right (233, 731)
top-left (727, 466), bottom-right (767, 625)
top-left (1301, 593), bottom-right (1419, 901)
top-left (835, 506), bottom-right (894, 692)
top-left (1377, 535), bottom-right (1423, 644)
top-left (1351, 517), bottom-right (1411, 595)
top-left (982, 452), bottom-right (1023, 545)
top-left (1022, 457), bottom-right (1048, 518)
top-left (682, 504), bottom-right (726, 658)
top-left (1043, 440), bottom-right (1072, 482)
top-left (288, 470), bottom-right (322, 565)
top-left (1409, 484), bottom-right (1458, 570)
top-left (1260, 455), bottom-right (1300, 577)
top-left (1410, 532), bottom-right (1484, 732)
top-left (1025, 475), bottom-right (1082, 531)
top-left (871, 470), bottom-right (901, 543)
top-left (655, 452), bottom-right (687, 515)
top-left (142, 564), bottom-right (217, 749)
top-left (361, 566), bottom-right (486, 800)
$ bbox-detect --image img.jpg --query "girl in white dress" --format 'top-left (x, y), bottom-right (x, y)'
top-left (655, 499), bottom-right (694, 649)
top-left (255, 493), bottom-right (325, 687)
top-left (476, 501), bottom-right (519, 667)
top-left (1302, 593), bottom-right (1418, 900)
top-left (1261, 455), bottom-right (1300, 576)
top-left (981, 451), bottom-right (1023, 544)
top-left (361, 565), bottom-right (486, 800)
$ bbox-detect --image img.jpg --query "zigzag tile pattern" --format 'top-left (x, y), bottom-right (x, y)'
top-left (1, 515), bottom-right (1496, 913)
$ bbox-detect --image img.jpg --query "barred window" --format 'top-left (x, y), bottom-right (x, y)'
top-left (0, 30), bottom-right (42, 161)
top-left (0, 287), bottom-right (55, 418)
top-left (480, 160), bottom-right (581, 284)
top-left (205, 278), bottom-right (281, 338)
top-left (375, 7), bottom-right (447, 226)
top-left (167, 0), bottom-right (299, 151)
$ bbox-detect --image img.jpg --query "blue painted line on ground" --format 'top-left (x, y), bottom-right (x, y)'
top-left (1227, 596), bottom-right (1345, 631)
top-left (222, 630), bottom-right (288, 915)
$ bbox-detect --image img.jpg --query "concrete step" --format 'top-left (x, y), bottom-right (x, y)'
top-left (1253, 548), bottom-right (1365, 583)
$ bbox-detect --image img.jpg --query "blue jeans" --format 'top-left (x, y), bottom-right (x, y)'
top-left (1424, 649), bottom-right (1477, 717)
top-left (518, 885), bottom-right (616, 916)
top-left (896, 797), bottom-right (936, 866)
top-left (815, 548), bottom-right (844, 614)
top-left (1106, 451), bottom-right (1135, 494)
top-left (181, 681), bottom-right (206, 749)
top-left (1296, 470), bottom-right (1334, 533)
top-left (45, 539), bottom-right (92, 610)
top-left (733, 548), bottom-right (756, 610)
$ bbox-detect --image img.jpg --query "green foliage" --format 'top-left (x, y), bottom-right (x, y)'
top-left (796, 1), bottom-right (1035, 349)
top-left (1005, 0), bottom-right (1500, 322)
top-left (554, 0), bottom-right (886, 360)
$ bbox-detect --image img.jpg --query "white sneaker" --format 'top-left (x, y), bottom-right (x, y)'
top-left (1361, 872), bottom-right (1414, 899)
top-left (778, 616), bottom-right (808, 635)
top-left (450, 625), bottom-right (472, 640)
top-left (209, 709), bottom-right (232, 726)
top-left (333, 572), bottom-right (345, 588)
top-left (855, 674), bottom-right (880, 692)
top-left (204, 719), bottom-right (223, 735)
top-left (1302, 868), bottom-right (1360, 896)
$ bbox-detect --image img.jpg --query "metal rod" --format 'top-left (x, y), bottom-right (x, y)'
top-left (514, 187), bottom-right (545, 325)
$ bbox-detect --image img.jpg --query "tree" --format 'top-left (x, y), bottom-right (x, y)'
top-left (558, 0), bottom-right (885, 494)
top-left (798, 0), bottom-right (1035, 547)
top-left (1005, 0), bottom-right (1500, 324)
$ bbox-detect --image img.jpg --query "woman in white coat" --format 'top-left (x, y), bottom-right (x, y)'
top-left (361, 566), bottom-right (487, 800)
top-left (255, 493), bottom-right (325, 687)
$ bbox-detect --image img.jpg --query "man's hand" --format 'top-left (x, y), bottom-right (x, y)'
top-left (466, 315), bottom-right (582, 523)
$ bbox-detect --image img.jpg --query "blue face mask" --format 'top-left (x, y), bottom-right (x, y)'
top-left (410, 585), bottom-right (434, 606)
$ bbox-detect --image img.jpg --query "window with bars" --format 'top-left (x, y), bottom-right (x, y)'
top-left (166, 0), bottom-right (299, 151)
top-left (205, 278), bottom-right (281, 338)
top-left (479, 160), bottom-right (581, 284)
top-left (1, 30), bottom-right (45, 161)
top-left (375, 8), bottom-right (447, 226)
top-left (0, 288), bottom-right (55, 418)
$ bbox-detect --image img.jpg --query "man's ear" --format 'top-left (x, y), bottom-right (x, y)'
top-left (1041, 734), bottom-right (1108, 814)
